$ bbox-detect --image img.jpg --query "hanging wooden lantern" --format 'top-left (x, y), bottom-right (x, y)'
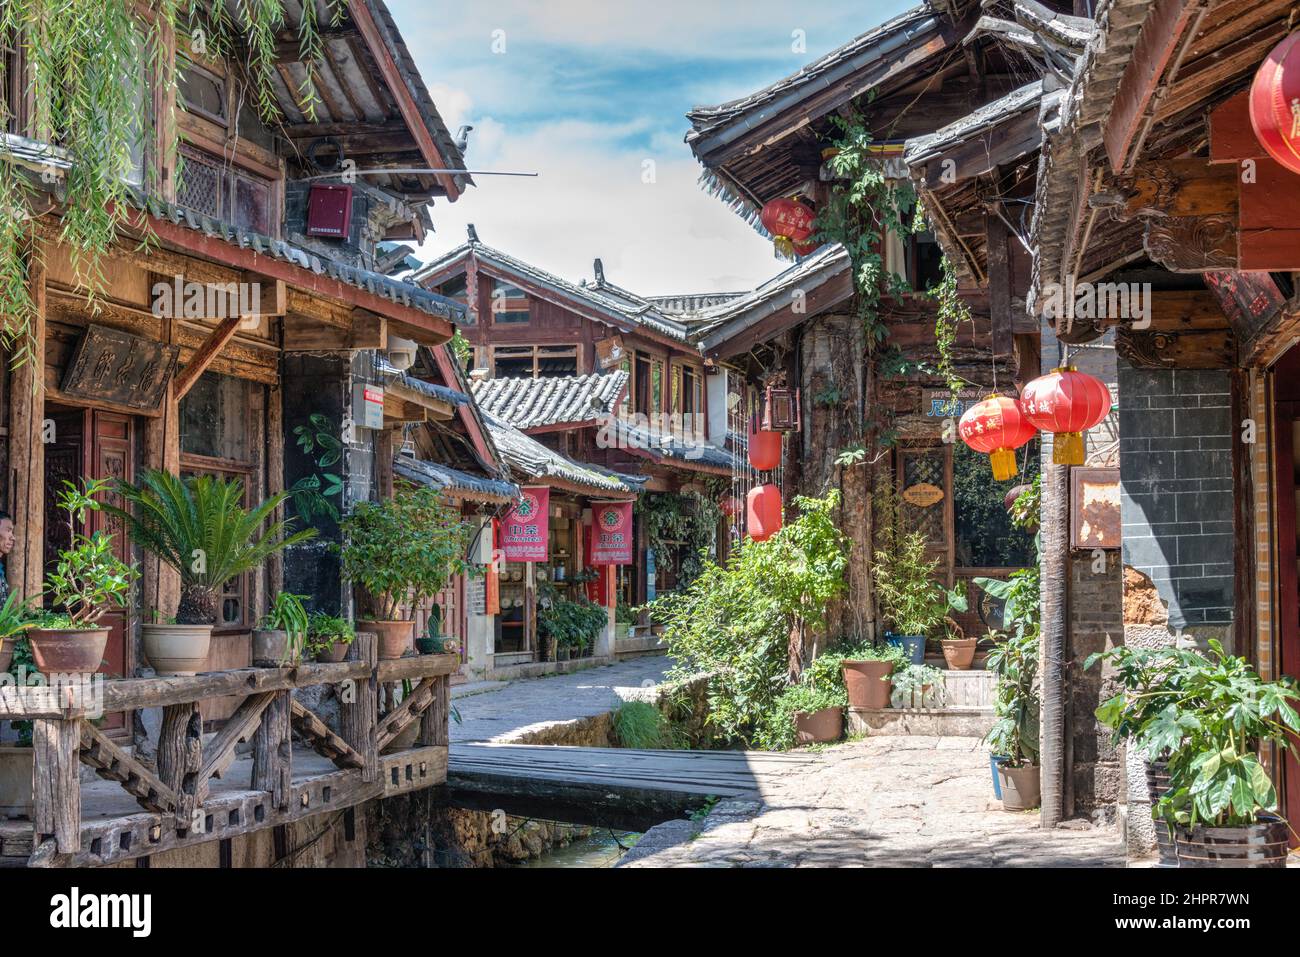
top-left (1250, 33), bottom-right (1300, 175)
top-left (747, 417), bottom-right (782, 471)
top-left (1020, 366), bottom-right (1112, 466)
top-left (959, 394), bottom-right (1038, 481)
top-left (747, 483), bottom-right (783, 542)
top-left (761, 385), bottom-right (801, 432)
top-left (760, 197), bottom-right (816, 258)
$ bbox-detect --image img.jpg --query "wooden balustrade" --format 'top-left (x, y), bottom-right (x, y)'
top-left (1, 639), bottom-right (457, 868)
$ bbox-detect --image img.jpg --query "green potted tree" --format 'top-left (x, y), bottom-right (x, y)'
top-left (337, 486), bottom-right (469, 660)
top-left (108, 470), bottom-right (312, 676)
top-left (306, 612), bottom-right (355, 663)
top-left (28, 480), bottom-right (138, 673)
top-left (614, 602), bottom-right (635, 642)
top-left (0, 591), bottom-right (33, 674)
top-left (875, 531), bottom-right (968, 665)
top-left (538, 580), bottom-right (605, 664)
top-left (983, 628), bottom-right (1040, 810)
top-left (252, 592), bottom-right (310, 667)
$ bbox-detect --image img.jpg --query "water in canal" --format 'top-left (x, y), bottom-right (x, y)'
top-left (514, 829), bottom-right (643, 868)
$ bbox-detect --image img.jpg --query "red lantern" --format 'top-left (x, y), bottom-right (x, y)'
top-left (760, 197), bottom-right (816, 258)
top-left (958, 394), bottom-right (1038, 481)
top-left (719, 495), bottom-right (741, 518)
top-left (1250, 33), bottom-right (1300, 175)
top-left (747, 483), bottom-right (783, 542)
top-left (747, 418), bottom-right (782, 471)
top-left (1020, 366), bottom-right (1112, 466)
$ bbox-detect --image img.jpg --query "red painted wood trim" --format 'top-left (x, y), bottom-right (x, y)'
top-left (430, 344), bottom-right (498, 471)
top-left (1274, 398), bottom-right (1300, 845)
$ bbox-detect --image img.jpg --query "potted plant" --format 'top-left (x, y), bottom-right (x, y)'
top-left (336, 486), bottom-right (469, 660)
top-left (252, 592), bottom-right (310, 667)
top-left (108, 470), bottom-right (311, 676)
top-left (875, 531), bottom-right (967, 665)
top-left (837, 640), bottom-right (908, 710)
top-left (983, 628), bottom-right (1040, 811)
top-left (1104, 641), bottom-right (1299, 868)
top-left (27, 480), bottom-right (138, 673)
top-left (1087, 643), bottom-right (1189, 866)
top-left (892, 662), bottom-right (946, 709)
top-left (538, 580), bottom-right (605, 665)
top-left (306, 612), bottom-right (354, 663)
top-left (416, 606), bottom-right (446, 655)
top-left (0, 591), bottom-right (33, 674)
top-left (774, 681), bottom-right (846, 746)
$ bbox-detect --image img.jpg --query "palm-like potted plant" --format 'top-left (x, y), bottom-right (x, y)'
top-left (28, 480), bottom-right (138, 673)
top-left (306, 612), bottom-right (355, 663)
top-left (253, 592), bottom-right (310, 667)
top-left (107, 470), bottom-right (313, 676)
top-left (983, 628), bottom-right (1040, 810)
top-left (337, 486), bottom-right (469, 660)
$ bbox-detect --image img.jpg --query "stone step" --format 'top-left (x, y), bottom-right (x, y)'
top-left (615, 635), bottom-right (669, 659)
top-left (847, 706), bottom-right (996, 738)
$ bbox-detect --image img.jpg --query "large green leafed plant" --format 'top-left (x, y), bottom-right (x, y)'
top-left (39, 479), bottom-right (138, 630)
top-left (105, 469), bottom-right (313, 625)
top-left (874, 530), bottom-right (967, 638)
top-left (336, 485), bottom-right (470, 621)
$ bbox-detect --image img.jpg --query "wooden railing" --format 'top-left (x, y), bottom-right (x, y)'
top-left (0, 634), bottom-right (455, 868)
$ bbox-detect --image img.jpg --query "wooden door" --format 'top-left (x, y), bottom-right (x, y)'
top-left (1272, 400), bottom-right (1300, 843)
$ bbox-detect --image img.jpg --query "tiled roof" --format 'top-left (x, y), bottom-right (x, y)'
top-left (471, 372), bottom-right (627, 430)
top-left (414, 239), bottom-right (691, 342)
top-left (394, 453), bottom-right (519, 504)
top-left (480, 411), bottom-right (644, 496)
top-left (376, 357), bottom-right (471, 406)
top-left (648, 292), bottom-right (747, 316)
top-left (608, 418), bottom-right (735, 472)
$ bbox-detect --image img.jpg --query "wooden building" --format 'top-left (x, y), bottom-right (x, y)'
top-left (0, 0), bottom-right (481, 867)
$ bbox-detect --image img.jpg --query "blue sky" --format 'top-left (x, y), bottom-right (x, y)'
top-left (389, 0), bottom-right (914, 294)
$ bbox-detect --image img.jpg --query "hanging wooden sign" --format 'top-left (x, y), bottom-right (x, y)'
top-left (595, 335), bottom-right (627, 370)
top-left (60, 324), bottom-right (179, 411)
top-left (901, 482), bottom-right (945, 508)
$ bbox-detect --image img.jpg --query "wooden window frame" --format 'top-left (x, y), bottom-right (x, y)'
top-left (181, 453), bottom-right (255, 634)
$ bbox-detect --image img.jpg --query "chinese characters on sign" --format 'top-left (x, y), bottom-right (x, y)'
top-left (501, 487), bottom-right (550, 562)
top-left (1204, 270), bottom-right (1285, 339)
top-left (588, 501), bottom-right (633, 565)
top-left (61, 324), bottom-right (180, 411)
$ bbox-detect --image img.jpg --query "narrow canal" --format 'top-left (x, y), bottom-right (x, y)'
top-left (513, 829), bottom-right (643, 868)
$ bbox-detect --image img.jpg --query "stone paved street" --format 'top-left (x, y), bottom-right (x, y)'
top-left (620, 736), bottom-right (1126, 867)
top-left (450, 658), bottom-right (672, 743)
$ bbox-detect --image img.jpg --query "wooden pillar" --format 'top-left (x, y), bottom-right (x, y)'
top-left (1040, 462), bottom-right (1070, 827)
top-left (143, 315), bottom-right (181, 620)
top-left (157, 702), bottom-right (202, 829)
top-left (6, 247), bottom-right (45, 600)
top-left (418, 674), bottom-right (450, 747)
top-left (376, 426), bottom-right (395, 499)
top-left (32, 718), bottom-right (80, 853)
top-left (987, 212), bottom-right (1014, 358)
top-left (341, 631), bottom-right (378, 782)
top-left (252, 690), bottom-right (292, 810)
top-left (266, 381), bottom-right (285, 595)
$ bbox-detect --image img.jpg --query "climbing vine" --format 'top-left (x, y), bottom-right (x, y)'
top-left (0, 0), bottom-right (345, 364)
top-left (933, 256), bottom-right (971, 401)
top-left (635, 490), bottom-right (723, 589)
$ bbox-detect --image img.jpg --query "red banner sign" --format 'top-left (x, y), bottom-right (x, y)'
top-left (502, 487), bottom-right (550, 562)
top-left (589, 501), bottom-right (633, 565)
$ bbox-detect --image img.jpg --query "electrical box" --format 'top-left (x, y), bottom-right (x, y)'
top-left (353, 382), bottom-right (384, 431)
top-left (306, 184), bottom-right (353, 238)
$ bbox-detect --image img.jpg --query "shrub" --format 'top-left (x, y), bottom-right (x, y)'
top-left (612, 701), bottom-right (671, 749)
top-left (758, 680), bottom-right (848, 751)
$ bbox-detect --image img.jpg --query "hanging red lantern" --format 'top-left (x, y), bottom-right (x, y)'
top-left (747, 483), bottom-right (783, 542)
top-left (1250, 33), bottom-right (1300, 175)
top-left (760, 197), bottom-right (816, 258)
top-left (719, 495), bottom-right (741, 518)
top-left (747, 417), bottom-right (782, 471)
top-left (1020, 366), bottom-right (1112, 466)
top-left (958, 394), bottom-right (1038, 481)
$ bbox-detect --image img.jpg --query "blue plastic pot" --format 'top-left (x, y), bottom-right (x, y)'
top-left (886, 634), bottom-right (926, 665)
top-left (990, 754), bottom-right (1009, 799)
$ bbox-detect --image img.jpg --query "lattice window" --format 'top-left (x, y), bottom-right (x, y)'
top-left (901, 448), bottom-right (946, 545)
top-left (178, 146), bottom-right (223, 219)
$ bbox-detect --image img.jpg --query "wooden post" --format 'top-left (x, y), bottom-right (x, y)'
top-left (143, 313), bottom-right (181, 620)
top-left (341, 631), bottom-right (378, 782)
top-left (1039, 462), bottom-right (1070, 827)
top-left (32, 718), bottom-right (80, 853)
top-left (266, 381), bottom-right (285, 595)
top-left (986, 212), bottom-right (1014, 358)
top-left (418, 674), bottom-right (450, 747)
top-left (7, 246), bottom-right (45, 600)
top-left (156, 702), bottom-right (202, 829)
top-left (252, 690), bottom-right (292, 810)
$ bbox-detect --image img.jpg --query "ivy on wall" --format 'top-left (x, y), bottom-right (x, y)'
top-left (635, 489), bottom-right (723, 589)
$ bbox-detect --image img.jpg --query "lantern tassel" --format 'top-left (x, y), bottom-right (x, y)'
top-left (989, 448), bottom-right (1017, 482)
top-left (1053, 431), bottom-right (1085, 466)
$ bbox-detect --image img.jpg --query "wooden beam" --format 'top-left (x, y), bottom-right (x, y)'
top-left (1209, 89), bottom-right (1266, 163)
top-left (6, 245), bottom-right (45, 601)
top-left (197, 691), bottom-right (277, 802)
top-left (157, 703), bottom-right (202, 829)
top-left (289, 699), bottom-right (365, 770)
top-left (376, 677), bottom-right (437, 751)
top-left (1114, 159), bottom-right (1238, 220)
top-left (986, 212), bottom-right (1013, 358)
top-left (341, 632), bottom-right (379, 783)
top-left (282, 313), bottom-right (386, 351)
top-left (171, 315), bottom-right (241, 401)
top-left (79, 721), bottom-right (177, 814)
top-left (1103, 0), bottom-right (1208, 172)
top-left (252, 691), bottom-right (292, 811)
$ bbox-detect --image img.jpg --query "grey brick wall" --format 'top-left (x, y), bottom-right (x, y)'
top-left (1118, 366), bottom-right (1234, 627)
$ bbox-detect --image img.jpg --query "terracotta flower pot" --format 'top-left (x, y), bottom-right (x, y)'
top-left (794, 707), bottom-right (843, 745)
top-left (842, 659), bottom-right (895, 710)
top-left (0, 747), bottom-right (34, 819)
top-left (998, 764), bottom-right (1041, 811)
top-left (0, 636), bottom-right (15, 674)
top-left (941, 638), bottom-right (977, 670)
top-left (315, 638), bottom-right (352, 663)
top-left (359, 620), bottom-right (415, 660)
top-left (1172, 815), bottom-right (1289, 868)
top-left (27, 627), bottom-right (109, 673)
top-left (252, 629), bottom-right (301, 667)
top-left (142, 623), bottom-right (212, 677)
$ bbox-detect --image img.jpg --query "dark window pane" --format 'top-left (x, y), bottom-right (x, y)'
top-left (953, 440), bottom-right (1038, 568)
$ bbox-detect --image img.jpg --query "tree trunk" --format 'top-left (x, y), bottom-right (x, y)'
top-left (176, 584), bottom-right (218, 625)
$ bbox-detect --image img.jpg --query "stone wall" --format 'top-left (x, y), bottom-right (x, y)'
top-left (1068, 550), bottom-right (1123, 819)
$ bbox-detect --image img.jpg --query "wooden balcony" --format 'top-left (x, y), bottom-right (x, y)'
top-left (0, 635), bottom-right (455, 868)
